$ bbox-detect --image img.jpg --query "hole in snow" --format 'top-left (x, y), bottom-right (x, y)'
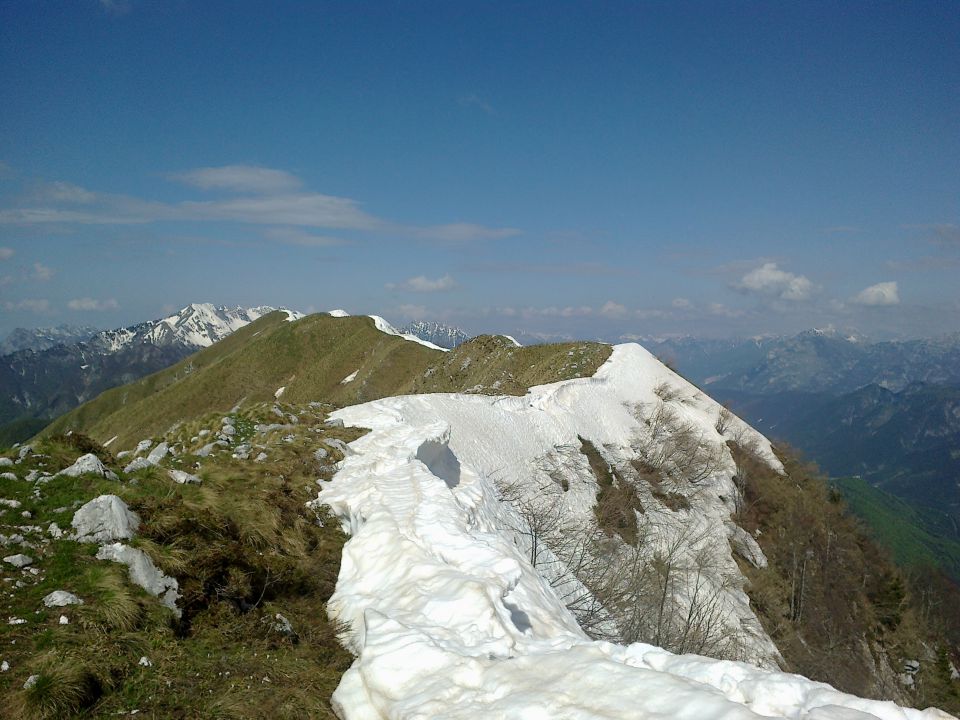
top-left (415, 440), bottom-right (461, 489)
top-left (503, 600), bottom-right (532, 633)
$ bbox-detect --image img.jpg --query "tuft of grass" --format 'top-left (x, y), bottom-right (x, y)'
top-left (580, 436), bottom-right (643, 544)
top-left (17, 653), bottom-right (102, 720)
top-left (77, 568), bottom-right (143, 633)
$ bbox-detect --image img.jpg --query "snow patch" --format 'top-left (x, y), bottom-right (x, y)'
top-left (340, 370), bottom-right (359, 385)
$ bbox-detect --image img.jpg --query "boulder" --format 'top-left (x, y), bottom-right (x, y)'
top-left (195, 443), bottom-right (217, 457)
top-left (72, 495), bottom-right (139, 543)
top-left (96, 543), bottom-right (180, 617)
top-left (42, 590), bottom-right (83, 607)
top-left (56, 453), bottom-right (117, 480)
top-left (135, 439), bottom-right (153, 455)
top-left (0, 473), bottom-right (17, 482)
top-left (124, 457), bottom-right (153, 473)
top-left (146, 442), bottom-right (169, 465)
top-left (0, 458), bottom-right (13, 467)
top-left (168, 469), bottom-right (201, 485)
top-left (3, 553), bottom-right (33, 568)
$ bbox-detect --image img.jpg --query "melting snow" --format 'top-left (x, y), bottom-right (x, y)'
top-left (315, 344), bottom-right (949, 720)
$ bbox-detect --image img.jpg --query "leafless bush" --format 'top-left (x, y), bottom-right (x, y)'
top-left (715, 405), bottom-right (734, 435)
top-left (630, 401), bottom-right (725, 485)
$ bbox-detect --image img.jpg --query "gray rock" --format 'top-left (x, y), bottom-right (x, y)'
top-left (56, 453), bottom-right (117, 480)
top-left (313, 448), bottom-right (329, 462)
top-left (72, 495), bottom-right (140, 544)
top-left (96, 543), bottom-right (180, 617)
top-left (0, 472), bottom-right (17, 482)
top-left (47, 523), bottom-right (63, 538)
top-left (0, 498), bottom-right (21, 509)
top-left (135, 439), bottom-right (153, 455)
top-left (42, 590), bottom-right (83, 607)
top-left (195, 443), bottom-right (217, 457)
top-left (168, 469), bottom-right (201, 485)
top-left (3, 553), bottom-right (33, 568)
top-left (146, 442), bottom-right (169, 465)
top-left (24, 470), bottom-right (39, 482)
top-left (325, 438), bottom-right (355, 457)
top-left (124, 457), bottom-right (153, 473)
top-left (254, 452), bottom-right (268, 463)
top-left (198, 429), bottom-right (210, 437)
top-left (220, 425), bottom-right (236, 437)
top-left (24, 674), bottom-right (39, 690)
top-left (262, 612), bottom-right (298, 641)
top-left (0, 458), bottom-right (13, 467)
top-left (324, 417), bottom-right (345, 428)
top-left (18, 445), bottom-right (33, 460)
top-left (116, 450), bottom-right (132, 460)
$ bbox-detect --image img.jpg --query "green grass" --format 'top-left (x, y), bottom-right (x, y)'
top-left (40, 315), bottom-right (611, 452)
top-left (830, 476), bottom-right (960, 581)
top-left (1, 407), bottom-right (357, 718)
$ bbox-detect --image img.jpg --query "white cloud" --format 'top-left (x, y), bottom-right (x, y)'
top-left (0, 170), bottom-right (517, 241)
top-left (264, 227), bottom-right (346, 247)
top-left (708, 303), bottom-right (745, 318)
top-left (388, 274), bottom-right (457, 293)
top-left (396, 304), bottom-right (428, 320)
top-left (733, 262), bottom-right (813, 301)
top-left (0, 247), bottom-right (13, 260)
top-left (852, 281), bottom-right (899, 306)
top-left (459, 94), bottom-right (496, 115)
top-left (31, 262), bottom-right (55, 281)
top-left (172, 165), bottom-right (303, 194)
top-left (671, 298), bottom-right (693, 309)
top-left (599, 301), bottom-right (627, 318)
top-left (3, 298), bottom-right (50, 313)
top-left (68, 297), bottom-right (119, 311)
top-left (40, 181), bottom-right (97, 204)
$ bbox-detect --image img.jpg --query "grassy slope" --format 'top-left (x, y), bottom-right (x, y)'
top-left (831, 476), bottom-right (960, 581)
top-left (41, 316), bottom-right (612, 450)
top-left (2, 405), bottom-right (362, 718)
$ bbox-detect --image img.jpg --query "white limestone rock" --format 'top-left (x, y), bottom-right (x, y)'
top-left (3, 553), bottom-right (33, 568)
top-left (42, 590), bottom-right (83, 607)
top-left (124, 457), bottom-right (153, 473)
top-left (0, 457), bottom-right (13, 467)
top-left (135, 439), bottom-right (153, 455)
top-left (96, 543), bottom-right (180, 617)
top-left (56, 453), bottom-right (118, 481)
top-left (168, 469), bottom-right (201, 485)
top-left (146, 442), bottom-right (169, 465)
top-left (71, 495), bottom-right (139, 544)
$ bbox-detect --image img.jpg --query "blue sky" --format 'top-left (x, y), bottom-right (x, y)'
top-left (1, 1), bottom-right (958, 340)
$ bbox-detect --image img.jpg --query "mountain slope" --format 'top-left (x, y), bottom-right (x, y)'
top-left (0, 304), bottom-right (291, 444)
top-left (0, 325), bottom-right (99, 355)
top-left (42, 315), bottom-right (611, 449)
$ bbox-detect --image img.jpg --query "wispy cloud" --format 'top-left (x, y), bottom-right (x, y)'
top-left (851, 281), bottom-right (899, 306)
top-left (464, 261), bottom-right (630, 276)
top-left (31, 262), bottom-right (55, 281)
top-left (732, 262), bottom-right (813, 301)
top-left (99, 0), bottom-right (131, 15)
top-left (599, 301), bottom-right (627, 318)
top-left (396, 304), bottom-right (428, 320)
top-left (0, 166), bottom-right (517, 242)
top-left (263, 227), bottom-right (346, 247)
top-left (3, 298), bottom-right (50, 313)
top-left (172, 165), bottom-right (302, 195)
top-left (68, 297), bottom-right (119, 311)
top-left (387, 274), bottom-right (457, 293)
top-left (459, 94), bottom-right (496, 115)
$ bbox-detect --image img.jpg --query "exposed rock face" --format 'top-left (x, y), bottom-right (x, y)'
top-left (71, 494), bottom-right (140, 544)
top-left (146, 442), bottom-right (169, 465)
top-left (96, 543), bottom-right (181, 617)
top-left (56, 453), bottom-right (117, 480)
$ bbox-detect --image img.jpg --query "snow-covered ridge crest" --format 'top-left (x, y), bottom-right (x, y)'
top-left (325, 309), bottom-right (448, 351)
top-left (312, 344), bottom-right (950, 718)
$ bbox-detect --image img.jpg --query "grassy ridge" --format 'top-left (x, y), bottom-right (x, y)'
top-left (41, 315), bottom-right (612, 450)
top-left (831, 476), bottom-right (960, 581)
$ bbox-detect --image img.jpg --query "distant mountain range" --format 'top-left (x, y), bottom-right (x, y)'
top-left (0, 324), bottom-right (100, 355)
top-left (646, 329), bottom-right (960, 547)
top-left (0, 303), bottom-right (295, 444)
top-left (400, 321), bottom-right (470, 349)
